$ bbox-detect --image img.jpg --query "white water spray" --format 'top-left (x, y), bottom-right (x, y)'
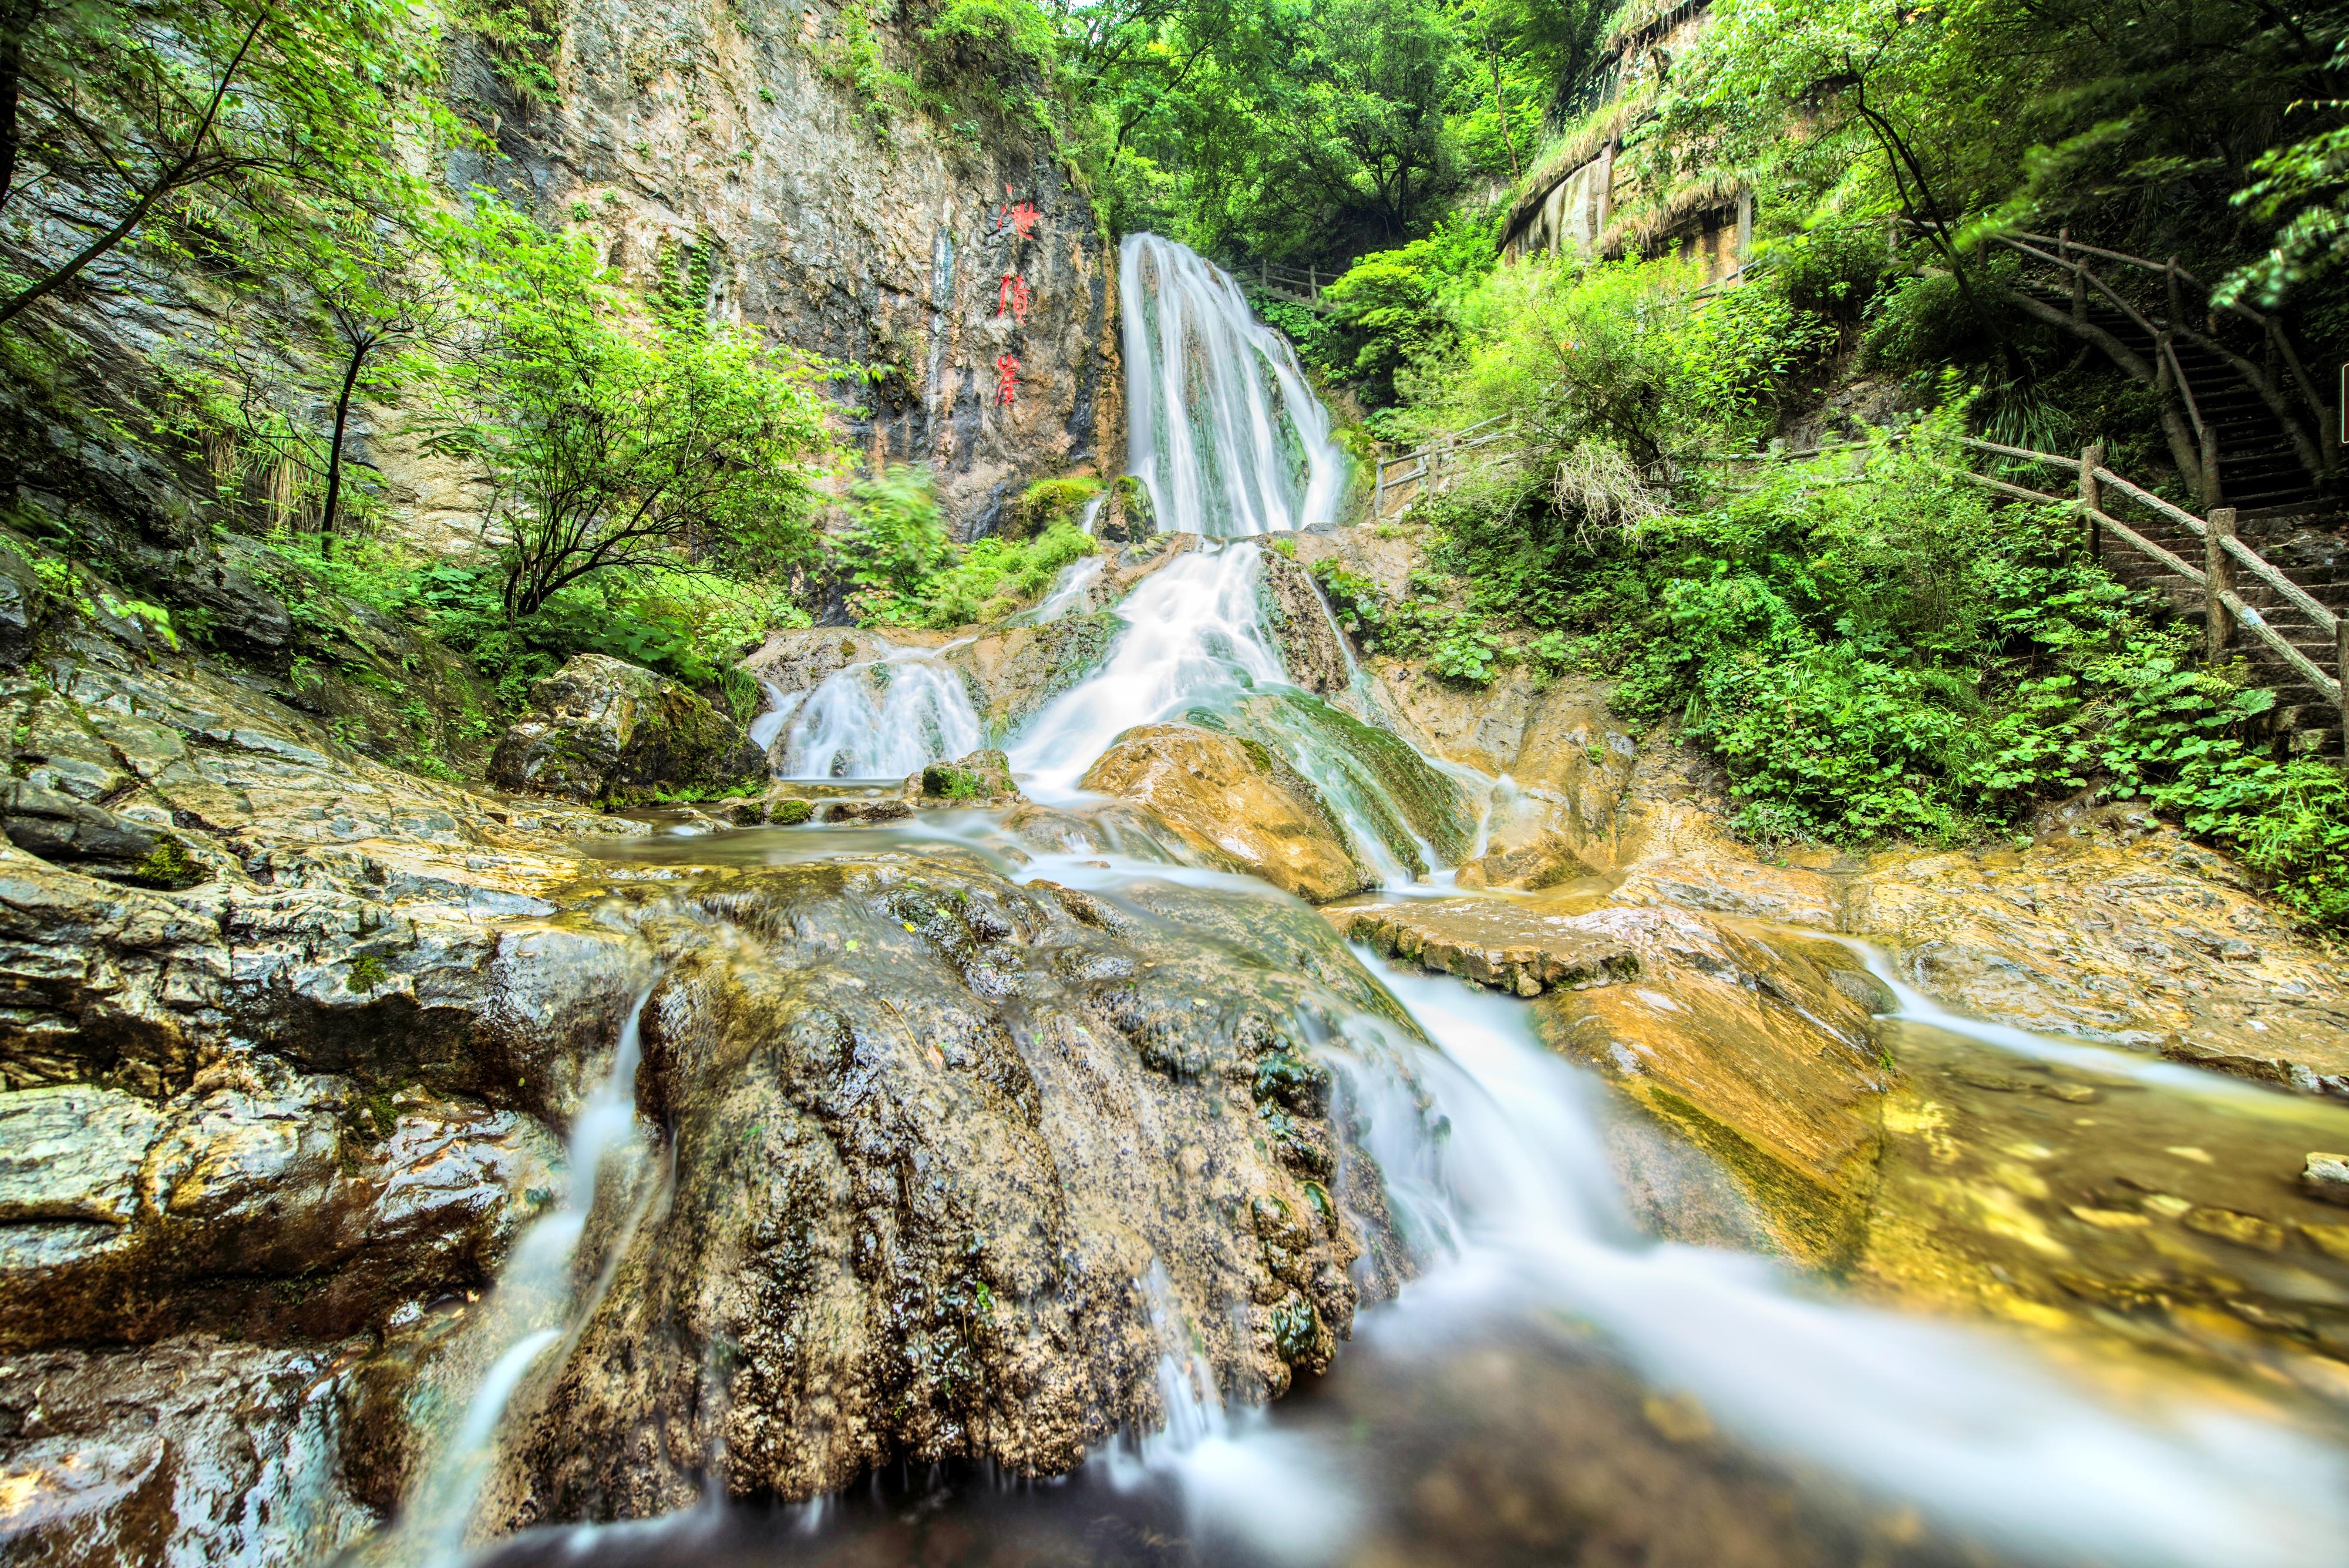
top-left (1326, 966), bottom-right (2349, 1568)
top-left (1008, 543), bottom-right (1288, 796)
top-left (1121, 234), bottom-right (1349, 537)
top-left (392, 997), bottom-right (653, 1568)
top-left (772, 645), bottom-right (982, 779)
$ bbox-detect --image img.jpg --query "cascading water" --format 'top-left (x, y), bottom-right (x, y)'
top-left (1008, 543), bottom-right (1288, 797)
top-left (1005, 539), bottom-right (1475, 879)
top-left (453, 235), bottom-right (2349, 1568)
top-left (374, 998), bottom-right (654, 1568)
top-left (768, 644), bottom-right (983, 779)
top-left (1122, 234), bottom-right (1350, 537)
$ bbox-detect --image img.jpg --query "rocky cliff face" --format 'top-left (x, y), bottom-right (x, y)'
top-left (455, 0), bottom-right (1120, 540)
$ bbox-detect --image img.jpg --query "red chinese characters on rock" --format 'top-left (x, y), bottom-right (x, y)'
top-left (994, 352), bottom-right (1019, 405)
top-left (995, 189), bottom-right (1040, 240)
top-left (997, 273), bottom-right (1032, 323)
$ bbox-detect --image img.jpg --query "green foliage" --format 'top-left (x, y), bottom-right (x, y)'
top-left (0, 0), bottom-right (444, 333)
top-left (1417, 255), bottom-right (1834, 536)
top-left (2222, 115), bottom-right (2349, 308)
top-left (1645, 0), bottom-right (2348, 327)
top-left (420, 200), bottom-right (835, 621)
top-left (836, 467), bottom-right (958, 621)
top-left (836, 466), bottom-right (1100, 628)
top-left (1061, 0), bottom-right (1539, 263)
top-left (346, 954), bottom-right (392, 993)
top-left (1004, 475), bottom-right (1103, 538)
top-left (917, 0), bottom-right (1062, 129)
top-left (810, 1), bottom-right (921, 141)
top-left (1412, 402), bottom-right (2348, 921)
top-left (451, 0), bottom-right (563, 103)
top-left (1313, 216), bottom-right (1498, 410)
top-left (901, 523), bottom-right (1098, 626)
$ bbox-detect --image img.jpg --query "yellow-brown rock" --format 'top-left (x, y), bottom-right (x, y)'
top-left (1847, 803), bottom-right (2349, 1086)
top-left (1079, 723), bottom-right (1374, 901)
top-left (1534, 908), bottom-right (1892, 1264)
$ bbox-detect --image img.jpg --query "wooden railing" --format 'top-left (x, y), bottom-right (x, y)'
top-left (1369, 416), bottom-right (1512, 518)
top-left (1715, 431), bottom-right (2349, 737)
top-left (1953, 436), bottom-right (2346, 716)
top-left (1910, 221), bottom-right (2337, 507)
top-left (1995, 229), bottom-right (2334, 469)
top-left (1252, 260), bottom-right (1332, 310)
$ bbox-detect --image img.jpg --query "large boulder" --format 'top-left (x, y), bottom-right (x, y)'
top-left (481, 859), bottom-right (1404, 1517)
top-left (487, 654), bottom-right (764, 806)
top-left (1079, 722), bottom-right (1375, 901)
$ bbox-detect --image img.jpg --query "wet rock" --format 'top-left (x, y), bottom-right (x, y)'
top-left (814, 798), bottom-right (914, 823)
top-left (1366, 664), bottom-right (1642, 870)
top-left (1095, 475), bottom-right (1154, 543)
top-left (0, 544), bottom-right (49, 659)
top-left (1256, 549), bottom-right (1350, 696)
top-left (488, 654), bottom-right (763, 806)
top-left (484, 857), bottom-right (1405, 1517)
top-left (1222, 691), bottom-right (1478, 874)
top-left (1335, 898), bottom-right (1640, 997)
top-left (2303, 1152), bottom-right (2349, 1206)
top-left (1453, 828), bottom-right (1593, 891)
top-left (0, 778), bottom-right (203, 887)
top-left (944, 617), bottom-right (1119, 735)
top-left (1078, 722), bottom-right (1374, 901)
top-left (1537, 910), bottom-right (1890, 1264)
top-left (0, 1335), bottom-right (374, 1566)
top-left (1846, 812), bottom-right (2349, 1091)
top-left (0, 1058), bottom-right (559, 1348)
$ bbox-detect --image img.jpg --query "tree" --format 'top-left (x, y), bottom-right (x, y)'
top-left (0, 0), bottom-right (431, 331)
top-left (305, 220), bottom-right (457, 553)
top-left (419, 202), bottom-right (835, 621)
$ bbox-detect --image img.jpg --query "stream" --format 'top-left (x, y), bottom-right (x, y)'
top-left (418, 238), bottom-right (2349, 1568)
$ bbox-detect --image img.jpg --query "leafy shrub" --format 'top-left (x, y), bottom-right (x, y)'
top-left (836, 467), bottom-right (957, 623)
top-left (1314, 216), bottom-right (1499, 409)
top-left (837, 467), bottom-right (1098, 628)
top-left (898, 524), bottom-right (1098, 627)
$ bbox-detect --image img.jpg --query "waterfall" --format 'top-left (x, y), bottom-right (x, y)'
top-left (376, 998), bottom-right (655, 1568)
top-left (769, 645), bottom-right (984, 779)
top-left (1121, 234), bottom-right (1350, 537)
top-left (1007, 543), bottom-right (1288, 796)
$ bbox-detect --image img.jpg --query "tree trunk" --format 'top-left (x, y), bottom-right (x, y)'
top-left (318, 335), bottom-right (375, 558)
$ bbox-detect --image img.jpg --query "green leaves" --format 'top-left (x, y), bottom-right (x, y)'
top-left (419, 198), bottom-right (834, 621)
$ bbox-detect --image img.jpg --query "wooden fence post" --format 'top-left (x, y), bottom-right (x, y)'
top-left (2079, 442), bottom-right (2104, 562)
top-left (2206, 506), bottom-right (2238, 661)
top-left (2335, 617), bottom-right (2349, 758)
top-left (1372, 458), bottom-right (1385, 520)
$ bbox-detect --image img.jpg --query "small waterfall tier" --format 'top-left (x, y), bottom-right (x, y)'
top-left (761, 646), bottom-right (982, 780)
top-left (1122, 234), bottom-right (1350, 537)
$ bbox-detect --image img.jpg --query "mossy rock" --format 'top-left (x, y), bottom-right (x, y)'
top-left (916, 748), bottom-right (1019, 803)
top-left (1002, 475), bottom-right (1103, 540)
top-left (487, 654), bottom-right (765, 806)
top-left (125, 832), bottom-right (207, 891)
